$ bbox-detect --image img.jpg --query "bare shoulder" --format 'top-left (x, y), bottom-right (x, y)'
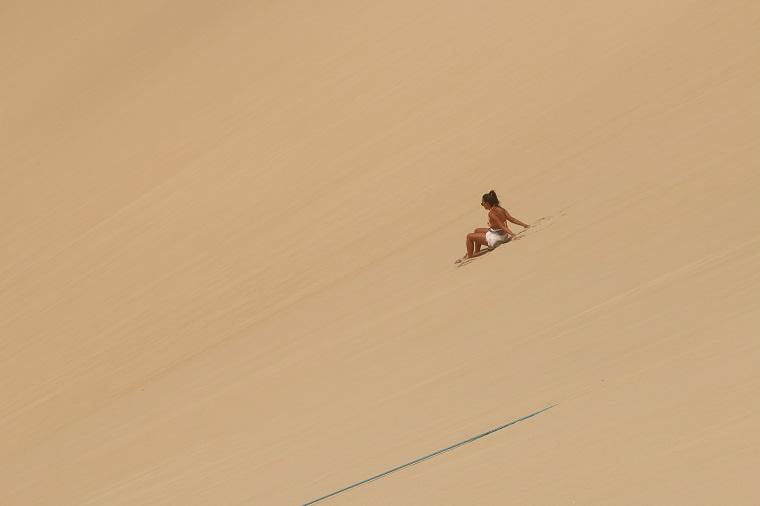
top-left (491, 207), bottom-right (508, 219)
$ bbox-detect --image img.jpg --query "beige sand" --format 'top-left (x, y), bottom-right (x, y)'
top-left (2, 1), bottom-right (759, 504)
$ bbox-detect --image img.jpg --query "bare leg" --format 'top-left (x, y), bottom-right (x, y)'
top-left (471, 228), bottom-right (489, 253)
top-left (466, 232), bottom-right (488, 258)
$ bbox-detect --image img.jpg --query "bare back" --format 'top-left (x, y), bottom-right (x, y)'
top-left (488, 206), bottom-right (508, 231)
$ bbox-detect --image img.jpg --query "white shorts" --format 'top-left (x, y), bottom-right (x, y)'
top-left (486, 229), bottom-right (509, 248)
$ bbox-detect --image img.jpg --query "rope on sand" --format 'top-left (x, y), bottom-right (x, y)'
top-left (302, 404), bottom-right (556, 505)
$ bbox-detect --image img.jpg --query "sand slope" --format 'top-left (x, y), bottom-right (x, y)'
top-left (2, 1), bottom-right (759, 504)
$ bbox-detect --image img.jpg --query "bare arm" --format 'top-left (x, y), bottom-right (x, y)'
top-left (503, 222), bottom-right (517, 237)
top-left (490, 210), bottom-right (517, 237)
top-left (504, 208), bottom-right (530, 228)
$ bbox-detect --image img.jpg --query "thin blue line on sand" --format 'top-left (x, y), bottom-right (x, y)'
top-left (303, 404), bottom-right (555, 505)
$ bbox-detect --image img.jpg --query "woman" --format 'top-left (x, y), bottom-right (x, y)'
top-left (462, 190), bottom-right (529, 260)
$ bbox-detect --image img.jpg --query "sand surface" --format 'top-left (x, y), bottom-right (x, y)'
top-left (2, 1), bottom-right (760, 504)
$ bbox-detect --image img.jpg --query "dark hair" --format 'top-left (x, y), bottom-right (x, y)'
top-left (482, 190), bottom-right (500, 207)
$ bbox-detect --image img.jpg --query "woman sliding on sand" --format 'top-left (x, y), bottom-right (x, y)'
top-left (457, 190), bottom-right (530, 263)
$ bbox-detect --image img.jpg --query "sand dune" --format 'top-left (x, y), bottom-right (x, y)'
top-left (2, 1), bottom-right (759, 504)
